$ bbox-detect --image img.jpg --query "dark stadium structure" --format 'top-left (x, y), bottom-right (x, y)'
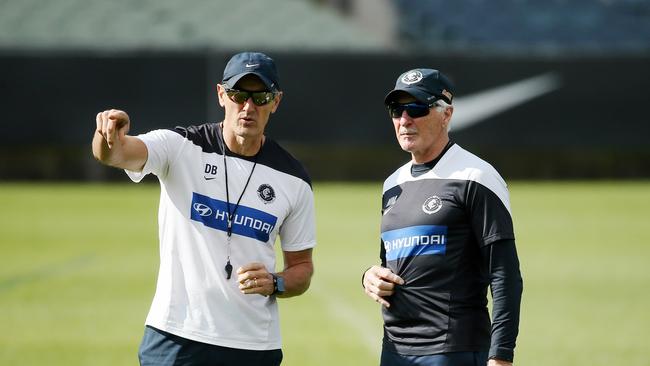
top-left (1, 0), bottom-right (649, 180)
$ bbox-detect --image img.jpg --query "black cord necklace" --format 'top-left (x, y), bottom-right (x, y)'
top-left (220, 122), bottom-right (261, 279)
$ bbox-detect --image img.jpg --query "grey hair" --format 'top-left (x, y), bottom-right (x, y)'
top-left (433, 99), bottom-right (451, 112)
top-left (434, 99), bottom-right (453, 131)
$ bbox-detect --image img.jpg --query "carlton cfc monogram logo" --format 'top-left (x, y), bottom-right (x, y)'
top-left (402, 70), bottom-right (423, 85)
top-left (257, 184), bottom-right (276, 204)
top-left (422, 195), bottom-right (443, 214)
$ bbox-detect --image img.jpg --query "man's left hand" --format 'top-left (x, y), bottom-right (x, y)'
top-left (488, 359), bottom-right (512, 366)
top-left (237, 262), bottom-right (274, 296)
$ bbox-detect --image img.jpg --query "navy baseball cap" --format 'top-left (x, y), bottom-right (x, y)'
top-left (222, 52), bottom-right (280, 91)
top-left (384, 68), bottom-right (454, 105)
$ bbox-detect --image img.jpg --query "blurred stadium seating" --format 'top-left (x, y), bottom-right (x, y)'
top-left (1, 0), bottom-right (649, 180)
top-left (391, 0), bottom-right (650, 54)
top-left (0, 0), bottom-right (386, 51)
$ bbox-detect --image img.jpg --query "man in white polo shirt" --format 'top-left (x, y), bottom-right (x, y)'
top-left (92, 51), bottom-right (316, 366)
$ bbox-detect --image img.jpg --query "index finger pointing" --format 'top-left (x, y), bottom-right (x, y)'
top-left (108, 110), bottom-right (126, 122)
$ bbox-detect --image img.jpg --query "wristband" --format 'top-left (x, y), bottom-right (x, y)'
top-left (271, 273), bottom-right (285, 295)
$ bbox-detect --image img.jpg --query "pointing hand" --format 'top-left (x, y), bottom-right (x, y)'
top-left (96, 109), bottom-right (130, 149)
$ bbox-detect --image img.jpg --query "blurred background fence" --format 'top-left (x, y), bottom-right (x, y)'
top-left (1, 0), bottom-right (649, 181)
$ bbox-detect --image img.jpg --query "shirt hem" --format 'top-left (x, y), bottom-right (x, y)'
top-left (383, 339), bottom-right (489, 356)
top-left (146, 320), bottom-right (282, 351)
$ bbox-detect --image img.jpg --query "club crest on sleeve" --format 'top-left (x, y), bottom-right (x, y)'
top-left (422, 195), bottom-right (443, 214)
top-left (257, 184), bottom-right (276, 204)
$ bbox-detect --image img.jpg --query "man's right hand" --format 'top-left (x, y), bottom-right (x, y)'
top-left (362, 265), bottom-right (404, 308)
top-left (92, 109), bottom-right (147, 171)
top-left (96, 109), bottom-right (130, 149)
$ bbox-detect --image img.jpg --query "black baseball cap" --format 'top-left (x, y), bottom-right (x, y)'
top-left (222, 52), bottom-right (280, 91)
top-left (384, 68), bottom-right (454, 105)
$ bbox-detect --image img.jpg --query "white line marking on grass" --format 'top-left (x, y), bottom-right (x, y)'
top-left (311, 285), bottom-right (382, 356)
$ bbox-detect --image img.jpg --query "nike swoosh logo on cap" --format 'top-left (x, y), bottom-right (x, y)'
top-left (245, 63), bottom-right (259, 68)
top-left (450, 72), bottom-right (561, 132)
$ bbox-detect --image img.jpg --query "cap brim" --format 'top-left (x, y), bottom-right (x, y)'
top-left (384, 88), bottom-right (434, 105)
top-left (223, 72), bottom-right (278, 91)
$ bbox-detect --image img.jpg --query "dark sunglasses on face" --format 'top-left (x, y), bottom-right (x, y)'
top-left (388, 102), bottom-right (437, 119)
top-left (225, 88), bottom-right (277, 106)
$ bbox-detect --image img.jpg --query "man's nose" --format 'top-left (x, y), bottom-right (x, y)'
top-left (399, 111), bottom-right (412, 124)
top-left (242, 97), bottom-right (256, 109)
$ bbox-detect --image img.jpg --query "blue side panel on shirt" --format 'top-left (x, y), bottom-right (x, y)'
top-left (382, 225), bottom-right (448, 261)
top-left (190, 192), bottom-right (278, 243)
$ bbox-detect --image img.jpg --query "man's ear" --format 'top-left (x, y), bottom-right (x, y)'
top-left (444, 105), bottom-right (454, 123)
top-left (216, 84), bottom-right (226, 107)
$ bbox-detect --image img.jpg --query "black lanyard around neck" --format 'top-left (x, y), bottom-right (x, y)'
top-left (220, 122), bottom-right (261, 279)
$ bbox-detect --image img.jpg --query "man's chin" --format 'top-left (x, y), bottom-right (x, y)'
top-left (399, 139), bottom-right (417, 152)
top-left (235, 120), bottom-right (257, 129)
top-left (234, 126), bottom-right (262, 138)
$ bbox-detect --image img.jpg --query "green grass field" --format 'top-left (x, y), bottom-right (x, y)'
top-left (1, 181), bottom-right (649, 365)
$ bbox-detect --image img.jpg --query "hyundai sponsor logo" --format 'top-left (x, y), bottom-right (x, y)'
top-left (193, 203), bottom-right (213, 217)
top-left (381, 225), bottom-right (447, 261)
top-left (189, 192), bottom-right (278, 243)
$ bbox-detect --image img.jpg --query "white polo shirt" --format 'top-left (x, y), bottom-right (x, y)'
top-left (126, 122), bottom-right (316, 350)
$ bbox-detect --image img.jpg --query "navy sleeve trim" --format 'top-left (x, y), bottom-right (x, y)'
top-left (258, 138), bottom-right (312, 188)
top-left (169, 123), bottom-right (311, 187)
top-left (169, 122), bottom-right (223, 154)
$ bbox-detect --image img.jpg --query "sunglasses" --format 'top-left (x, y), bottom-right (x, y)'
top-left (388, 102), bottom-right (437, 119)
top-left (225, 88), bottom-right (277, 106)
